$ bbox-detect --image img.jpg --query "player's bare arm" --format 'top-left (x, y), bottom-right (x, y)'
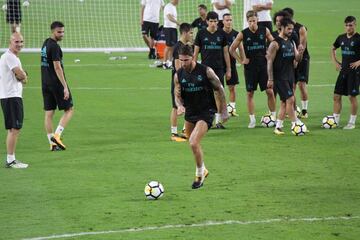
top-left (193, 45), bottom-right (200, 62)
top-left (174, 73), bottom-right (185, 115)
top-left (206, 67), bottom-right (229, 122)
top-left (229, 32), bottom-right (244, 63)
top-left (266, 28), bottom-right (274, 42)
top-left (266, 41), bottom-right (278, 89)
top-left (12, 67), bottom-right (27, 83)
top-left (223, 45), bottom-right (232, 80)
top-left (331, 47), bottom-right (341, 71)
top-left (293, 41), bottom-right (302, 62)
top-left (299, 26), bottom-right (307, 51)
top-left (140, 5), bottom-right (145, 25)
top-left (167, 14), bottom-right (180, 26)
top-left (53, 61), bottom-right (69, 100)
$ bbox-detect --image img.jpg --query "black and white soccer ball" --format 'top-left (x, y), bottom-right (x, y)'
top-left (322, 115), bottom-right (337, 129)
top-left (227, 104), bottom-right (235, 115)
top-left (260, 114), bottom-right (276, 128)
top-left (144, 181), bottom-right (164, 200)
top-left (291, 122), bottom-right (307, 136)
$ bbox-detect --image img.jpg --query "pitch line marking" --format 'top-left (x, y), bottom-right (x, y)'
top-left (23, 84), bottom-right (333, 91)
top-left (22, 215), bottom-right (360, 240)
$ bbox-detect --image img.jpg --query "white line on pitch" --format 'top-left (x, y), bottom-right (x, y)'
top-left (22, 215), bottom-right (360, 240)
top-left (23, 84), bottom-right (333, 91)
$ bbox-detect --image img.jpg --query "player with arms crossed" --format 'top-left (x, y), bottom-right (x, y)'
top-left (174, 44), bottom-right (228, 189)
top-left (267, 17), bottom-right (305, 135)
top-left (0, 33), bottom-right (28, 168)
top-left (331, 16), bottom-right (360, 129)
top-left (41, 21), bottom-right (74, 151)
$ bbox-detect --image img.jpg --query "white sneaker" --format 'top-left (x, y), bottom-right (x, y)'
top-left (5, 160), bottom-right (28, 169)
top-left (343, 123), bottom-right (355, 130)
top-left (248, 121), bottom-right (256, 128)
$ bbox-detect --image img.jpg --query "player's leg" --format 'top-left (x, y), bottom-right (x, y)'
top-left (214, 69), bottom-right (226, 129)
top-left (260, 65), bottom-right (276, 117)
top-left (141, 21), bottom-right (153, 58)
top-left (246, 91), bottom-right (256, 128)
top-left (333, 72), bottom-right (346, 125)
top-left (148, 23), bottom-right (159, 59)
top-left (265, 88), bottom-right (276, 117)
top-left (344, 71), bottom-right (359, 129)
top-left (186, 120), bottom-right (209, 189)
top-left (227, 68), bottom-right (239, 116)
top-left (298, 81), bottom-right (308, 117)
top-left (245, 67), bottom-right (257, 128)
top-left (274, 100), bottom-right (286, 135)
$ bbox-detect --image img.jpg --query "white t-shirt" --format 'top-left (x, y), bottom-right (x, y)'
top-left (0, 49), bottom-right (23, 99)
top-left (141, 0), bottom-right (165, 23)
top-left (164, 3), bottom-right (177, 28)
top-left (211, 0), bottom-right (235, 20)
top-left (251, 0), bottom-right (273, 22)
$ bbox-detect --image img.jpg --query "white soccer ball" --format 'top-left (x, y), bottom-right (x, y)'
top-left (260, 114), bottom-right (276, 128)
top-left (227, 104), bottom-right (234, 115)
top-left (144, 181), bottom-right (164, 200)
top-left (291, 122), bottom-right (307, 136)
top-left (22, 1), bottom-right (30, 7)
top-left (322, 115), bottom-right (337, 129)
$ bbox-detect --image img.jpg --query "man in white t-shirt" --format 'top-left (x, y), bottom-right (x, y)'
top-left (211, 0), bottom-right (234, 28)
top-left (251, 0), bottom-right (273, 31)
top-left (0, 32), bottom-right (28, 169)
top-left (163, 0), bottom-right (180, 69)
top-left (140, 0), bottom-right (165, 59)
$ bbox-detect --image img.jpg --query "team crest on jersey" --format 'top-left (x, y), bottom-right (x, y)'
top-left (197, 75), bottom-right (203, 82)
top-left (341, 41), bottom-right (344, 46)
top-left (217, 36), bottom-right (221, 42)
top-left (181, 78), bottom-right (187, 83)
top-left (282, 44), bottom-right (286, 49)
top-left (259, 34), bottom-right (264, 40)
top-left (246, 37), bottom-right (251, 41)
top-left (350, 41), bottom-right (355, 46)
top-left (204, 37), bottom-right (209, 41)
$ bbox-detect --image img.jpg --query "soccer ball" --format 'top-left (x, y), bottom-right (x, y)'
top-left (144, 181), bottom-right (164, 200)
top-left (227, 104), bottom-right (235, 115)
top-left (291, 122), bottom-right (307, 136)
top-left (260, 114), bottom-right (276, 128)
top-left (322, 115), bottom-right (337, 129)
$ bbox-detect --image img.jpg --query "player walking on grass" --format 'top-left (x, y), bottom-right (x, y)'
top-left (230, 10), bottom-right (275, 128)
top-left (41, 21), bottom-right (74, 151)
top-left (170, 23), bottom-right (193, 142)
top-left (267, 17), bottom-right (305, 135)
top-left (0, 33), bottom-right (28, 168)
top-left (331, 16), bottom-right (360, 129)
top-left (174, 44), bottom-right (228, 189)
top-left (194, 11), bottom-right (231, 129)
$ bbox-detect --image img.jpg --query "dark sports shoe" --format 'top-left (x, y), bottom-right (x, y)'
top-left (50, 144), bottom-right (63, 151)
top-left (301, 109), bottom-right (308, 119)
top-left (214, 123), bottom-right (226, 129)
top-left (51, 134), bottom-right (66, 150)
top-left (192, 168), bottom-right (209, 189)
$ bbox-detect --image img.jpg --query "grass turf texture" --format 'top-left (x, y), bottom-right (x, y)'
top-left (0, 0), bottom-right (360, 239)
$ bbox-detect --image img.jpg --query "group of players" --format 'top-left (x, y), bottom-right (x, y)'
top-left (162, 6), bottom-right (359, 188)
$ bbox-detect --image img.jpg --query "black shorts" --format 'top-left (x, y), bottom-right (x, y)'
top-left (42, 82), bottom-right (74, 111)
top-left (225, 66), bottom-right (239, 86)
top-left (185, 113), bottom-right (215, 130)
top-left (213, 68), bottom-right (225, 86)
top-left (244, 64), bottom-right (268, 92)
top-left (334, 69), bottom-right (360, 96)
top-left (6, 1), bottom-right (21, 24)
top-left (295, 57), bottom-right (310, 83)
top-left (164, 28), bottom-right (178, 47)
top-left (258, 21), bottom-right (273, 32)
top-left (171, 73), bottom-right (177, 109)
top-left (1, 97), bottom-right (23, 130)
top-left (141, 21), bottom-right (159, 39)
top-left (274, 80), bottom-right (294, 102)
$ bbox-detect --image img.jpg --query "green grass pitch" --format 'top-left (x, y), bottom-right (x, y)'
top-left (0, 0), bottom-right (360, 239)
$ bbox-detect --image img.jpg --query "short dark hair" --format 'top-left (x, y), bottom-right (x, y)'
top-left (178, 44), bottom-right (193, 56)
top-left (345, 16), bottom-right (356, 23)
top-left (282, 7), bottom-right (294, 18)
top-left (273, 10), bottom-right (291, 24)
top-left (206, 11), bottom-right (218, 21)
top-left (198, 4), bottom-right (207, 10)
top-left (280, 17), bottom-right (294, 28)
top-left (223, 13), bottom-right (232, 19)
top-left (179, 23), bottom-right (192, 34)
top-left (246, 10), bottom-right (257, 19)
top-left (51, 21), bottom-right (64, 30)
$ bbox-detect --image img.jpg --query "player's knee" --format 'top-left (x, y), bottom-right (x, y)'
top-left (247, 91), bottom-right (254, 98)
top-left (333, 94), bottom-right (341, 102)
top-left (189, 138), bottom-right (199, 150)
